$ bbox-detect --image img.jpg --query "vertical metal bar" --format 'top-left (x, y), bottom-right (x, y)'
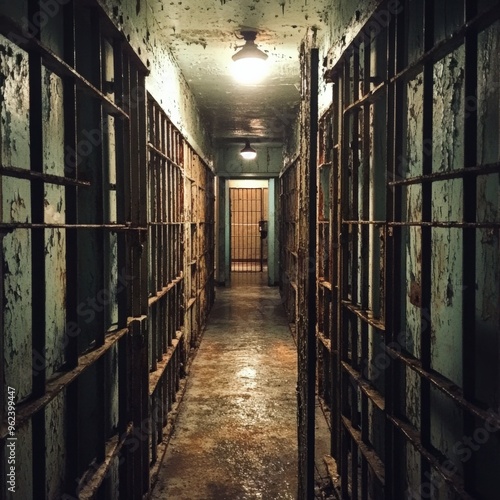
top-left (331, 73), bottom-right (340, 460)
top-left (64, 1), bottom-right (79, 494)
top-left (360, 37), bottom-right (371, 499)
top-left (306, 47), bottom-right (319, 500)
top-left (420, 0), bottom-right (434, 489)
top-left (462, 0), bottom-right (478, 493)
top-left (29, 0), bottom-right (46, 493)
top-left (352, 441), bottom-right (359, 500)
top-left (385, 3), bottom-right (401, 498)
top-left (137, 71), bottom-right (150, 496)
top-left (261, 187), bottom-right (264, 272)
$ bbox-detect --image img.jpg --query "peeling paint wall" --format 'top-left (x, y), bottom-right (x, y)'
top-left (98, 0), bottom-right (213, 164)
top-left (1, 36), bottom-right (32, 402)
top-left (43, 66), bottom-right (67, 377)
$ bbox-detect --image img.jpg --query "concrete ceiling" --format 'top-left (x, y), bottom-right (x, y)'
top-left (149, 0), bottom-right (331, 146)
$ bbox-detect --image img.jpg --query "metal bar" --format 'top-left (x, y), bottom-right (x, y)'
top-left (113, 40), bottom-right (129, 336)
top-left (147, 143), bottom-right (184, 171)
top-left (0, 165), bottom-right (91, 186)
top-left (388, 1), bottom-right (500, 86)
top-left (389, 161), bottom-right (500, 185)
top-left (146, 273), bottom-right (183, 306)
top-left (0, 328), bottom-right (129, 441)
top-left (342, 220), bottom-right (386, 225)
top-left (27, 3), bottom-right (47, 492)
top-left (331, 68), bottom-right (342, 461)
top-left (63, 2), bottom-right (79, 491)
top-left (136, 70), bottom-right (150, 496)
top-left (342, 416), bottom-right (385, 487)
top-left (341, 301), bottom-right (385, 331)
top-left (462, 0), bottom-right (478, 491)
top-left (384, 346), bottom-right (500, 430)
top-left (306, 47), bottom-right (319, 500)
top-left (420, 1), bottom-right (434, 487)
top-left (384, 3), bottom-right (401, 497)
top-left (388, 221), bottom-right (500, 228)
top-left (148, 333), bottom-right (183, 396)
top-left (0, 223), bottom-right (146, 230)
top-left (387, 414), bottom-right (475, 500)
top-left (343, 81), bottom-right (386, 114)
top-left (341, 362), bottom-right (385, 412)
top-left (77, 422), bottom-right (134, 499)
top-left (0, 15), bottom-right (130, 119)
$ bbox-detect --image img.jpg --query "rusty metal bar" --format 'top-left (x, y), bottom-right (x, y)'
top-left (0, 223), bottom-right (146, 230)
top-left (148, 277), bottom-right (184, 307)
top-left (341, 300), bottom-right (386, 331)
top-left (147, 143), bottom-right (184, 173)
top-left (0, 16), bottom-right (128, 118)
top-left (330, 67), bottom-right (342, 461)
top-left (387, 414), bottom-right (475, 500)
top-left (384, 346), bottom-right (500, 429)
top-left (28, 1), bottom-right (46, 494)
top-left (148, 332), bottom-right (183, 396)
top-left (64, 2), bottom-right (79, 491)
top-left (419, 2), bottom-right (434, 490)
top-left (389, 161), bottom-right (500, 185)
top-left (0, 165), bottom-right (91, 186)
top-left (77, 422), bottom-right (134, 499)
top-left (148, 221), bottom-right (183, 226)
top-left (0, 328), bottom-right (129, 442)
top-left (388, 2), bottom-right (500, 86)
top-left (341, 362), bottom-right (385, 412)
top-left (114, 40), bottom-right (130, 337)
top-left (388, 221), bottom-right (500, 228)
top-left (385, 3), bottom-right (402, 497)
top-left (343, 81), bottom-right (386, 114)
top-left (342, 416), bottom-right (385, 487)
top-left (462, 0), bottom-right (479, 492)
top-left (342, 220), bottom-right (386, 225)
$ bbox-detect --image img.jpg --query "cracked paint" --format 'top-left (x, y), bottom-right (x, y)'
top-left (1, 36), bottom-right (32, 401)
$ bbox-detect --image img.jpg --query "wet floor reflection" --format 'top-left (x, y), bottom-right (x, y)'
top-left (151, 278), bottom-right (297, 500)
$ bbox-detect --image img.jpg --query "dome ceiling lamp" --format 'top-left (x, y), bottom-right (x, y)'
top-left (232, 30), bottom-right (268, 84)
top-left (240, 140), bottom-right (257, 160)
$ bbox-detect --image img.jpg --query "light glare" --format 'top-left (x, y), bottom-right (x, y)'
top-left (232, 57), bottom-right (267, 84)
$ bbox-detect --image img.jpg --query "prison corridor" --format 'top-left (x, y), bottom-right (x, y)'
top-left (151, 272), bottom-right (302, 499)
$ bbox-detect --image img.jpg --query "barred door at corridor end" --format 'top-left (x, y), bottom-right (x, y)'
top-left (230, 187), bottom-right (269, 272)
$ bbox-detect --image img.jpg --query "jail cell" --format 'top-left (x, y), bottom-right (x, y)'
top-left (147, 94), bottom-right (186, 471)
top-left (321, 0), bottom-right (500, 498)
top-left (0, 2), bottom-right (149, 497)
top-left (230, 187), bottom-right (268, 272)
top-left (279, 159), bottom-right (299, 326)
top-left (317, 106), bottom-right (341, 457)
top-left (184, 146), bottom-right (215, 349)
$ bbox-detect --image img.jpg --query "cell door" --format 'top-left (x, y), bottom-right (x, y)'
top-left (230, 187), bottom-right (268, 272)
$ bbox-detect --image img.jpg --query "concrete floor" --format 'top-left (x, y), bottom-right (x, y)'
top-left (151, 272), bottom-right (331, 499)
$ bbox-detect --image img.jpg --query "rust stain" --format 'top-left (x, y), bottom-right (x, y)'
top-left (409, 280), bottom-right (421, 308)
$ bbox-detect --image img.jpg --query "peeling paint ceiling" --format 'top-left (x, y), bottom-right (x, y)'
top-left (148, 0), bottom-right (331, 146)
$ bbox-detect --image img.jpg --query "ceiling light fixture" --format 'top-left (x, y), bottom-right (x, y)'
top-left (232, 30), bottom-right (268, 84)
top-left (240, 140), bottom-right (257, 160)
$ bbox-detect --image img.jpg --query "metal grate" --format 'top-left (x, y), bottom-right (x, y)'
top-left (230, 187), bottom-right (268, 272)
top-left (318, 0), bottom-right (500, 498)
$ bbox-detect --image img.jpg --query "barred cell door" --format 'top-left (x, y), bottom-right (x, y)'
top-left (230, 187), bottom-right (268, 272)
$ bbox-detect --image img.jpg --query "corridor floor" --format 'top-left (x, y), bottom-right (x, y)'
top-left (151, 272), bottom-right (299, 499)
